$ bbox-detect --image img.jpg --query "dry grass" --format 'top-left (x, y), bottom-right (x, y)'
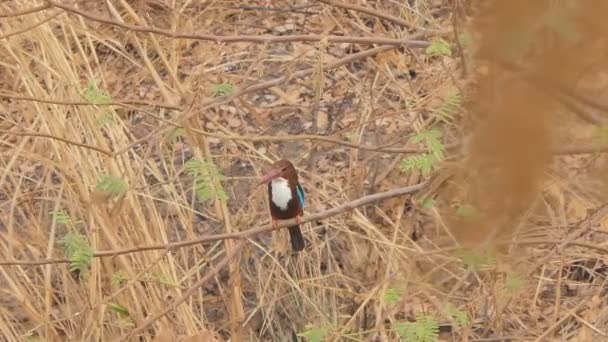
top-left (1, 0), bottom-right (608, 341)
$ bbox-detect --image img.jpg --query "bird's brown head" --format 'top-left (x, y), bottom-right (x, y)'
top-left (259, 159), bottom-right (298, 185)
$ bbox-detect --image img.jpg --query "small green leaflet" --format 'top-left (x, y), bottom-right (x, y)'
top-left (107, 302), bottom-right (131, 317)
top-left (96, 174), bottom-right (128, 197)
top-left (299, 325), bottom-right (329, 342)
top-left (393, 314), bottom-right (439, 342)
top-left (185, 158), bottom-right (228, 202)
top-left (50, 210), bottom-right (72, 225)
top-left (505, 273), bottom-right (525, 293)
top-left (425, 38), bottom-right (451, 57)
top-left (401, 129), bottom-right (445, 175)
top-left (60, 233), bottom-right (93, 274)
top-left (384, 286), bottom-right (405, 305)
top-left (83, 80), bottom-right (112, 105)
top-left (211, 83), bottom-right (233, 96)
top-left (446, 304), bottom-right (469, 328)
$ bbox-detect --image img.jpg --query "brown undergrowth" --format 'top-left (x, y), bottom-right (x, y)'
top-left (1, 1), bottom-right (608, 341)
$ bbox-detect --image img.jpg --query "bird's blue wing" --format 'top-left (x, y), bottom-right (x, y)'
top-left (296, 184), bottom-right (305, 209)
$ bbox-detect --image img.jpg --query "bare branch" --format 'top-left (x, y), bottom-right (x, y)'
top-left (0, 129), bottom-right (113, 156)
top-left (0, 182), bottom-right (427, 266)
top-left (0, 12), bottom-right (61, 40)
top-left (0, 3), bottom-right (50, 18)
top-left (47, 0), bottom-right (430, 46)
top-left (0, 92), bottom-right (181, 110)
top-left (317, 0), bottom-right (416, 30)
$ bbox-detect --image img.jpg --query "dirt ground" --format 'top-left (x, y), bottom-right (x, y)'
top-left (1, 1), bottom-right (608, 341)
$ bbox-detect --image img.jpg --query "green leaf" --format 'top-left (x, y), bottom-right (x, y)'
top-left (425, 38), bottom-right (451, 57)
top-left (96, 109), bottom-right (119, 127)
top-left (446, 304), bottom-right (469, 328)
top-left (458, 32), bottom-right (473, 47)
top-left (434, 88), bottom-right (462, 122)
top-left (505, 273), bottom-right (525, 293)
top-left (60, 233), bottom-right (93, 274)
top-left (114, 317), bottom-right (135, 328)
top-left (456, 203), bottom-right (478, 219)
top-left (25, 335), bottom-right (47, 342)
top-left (393, 314), bottom-right (439, 342)
top-left (50, 209), bottom-right (72, 225)
top-left (454, 248), bottom-right (494, 270)
top-left (211, 83), bottom-right (234, 96)
top-left (400, 129), bottom-right (445, 175)
top-left (155, 272), bottom-right (179, 287)
top-left (299, 325), bottom-right (329, 342)
top-left (422, 198), bottom-right (435, 209)
top-left (96, 174), bottom-right (128, 197)
top-left (384, 286), bottom-right (405, 305)
top-left (168, 127), bottom-right (186, 143)
top-left (400, 154), bottom-right (436, 176)
top-left (83, 80), bottom-right (112, 105)
top-left (112, 270), bottom-right (128, 286)
top-left (185, 158), bottom-right (227, 202)
top-left (108, 302), bottom-right (131, 317)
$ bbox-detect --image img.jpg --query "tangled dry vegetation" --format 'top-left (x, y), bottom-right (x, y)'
top-left (2, 0), bottom-right (608, 341)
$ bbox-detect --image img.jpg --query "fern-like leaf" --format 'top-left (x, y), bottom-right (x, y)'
top-left (60, 233), bottom-right (93, 274)
top-left (505, 273), bottom-right (525, 293)
top-left (299, 325), bottom-right (329, 342)
top-left (96, 174), bottom-right (128, 198)
top-left (393, 314), bottom-right (439, 342)
top-left (425, 38), bottom-right (451, 57)
top-left (168, 127), bottom-right (186, 143)
top-left (50, 210), bottom-right (72, 225)
top-left (454, 248), bottom-right (495, 270)
top-left (446, 304), bottom-right (469, 328)
top-left (401, 129), bottom-right (445, 175)
top-left (434, 88), bottom-right (462, 122)
top-left (384, 286), bottom-right (406, 306)
top-left (185, 158), bottom-right (227, 202)
top-left (211, 83), bottom-right (234, 96)
top-left (458, 31), bottom-right (474, 47)
top-left (83, 80), bottom-right (112, 105)
top-left (112, 270), bottom-right (128, 286)
top-left (108, 302), bottom-right (131, 318)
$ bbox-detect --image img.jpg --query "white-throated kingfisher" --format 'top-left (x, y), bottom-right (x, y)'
top-left (259, 159), bottom-right (306, 252)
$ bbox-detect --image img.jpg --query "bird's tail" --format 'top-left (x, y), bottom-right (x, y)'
top-left (288, 225), bottom-right (305, 252)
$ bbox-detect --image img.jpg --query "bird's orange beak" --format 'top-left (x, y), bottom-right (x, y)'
top-left (259, 168), bottom-right (281, 185)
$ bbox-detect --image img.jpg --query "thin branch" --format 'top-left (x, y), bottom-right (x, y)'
top-left (0, 129), bottom-right (113, 156)
top-left (124, 240), bottom-right (246, 339)
top-left (0, 12), bottom-right (61, 40)
top-left (190, 127), bottom-right (457, 153)
top-left (47, 0), bottom-right (430, 46)
top-left (316, 0), bottom-right (417, 30)
top-left (230, 4), bottom-right (319, 15)
top-left (0, 3), bottom-right (50, 18)
top-left (0, 93), bottom-right (181, 110)
top-left (110, 44), bottom-right (402, 156)
top-left (0, 182), bottom-right (427, 266)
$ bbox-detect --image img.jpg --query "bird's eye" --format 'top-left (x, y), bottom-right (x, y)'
top-left (282, 167), bottom-right (287, 171)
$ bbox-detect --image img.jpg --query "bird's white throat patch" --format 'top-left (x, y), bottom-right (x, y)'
top-left (271, 177), bottom-right (292, 210)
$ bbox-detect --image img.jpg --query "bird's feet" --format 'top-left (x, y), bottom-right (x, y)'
top-left (295, 215), bottom-right (302, 225)
top-left (271, 218), bottom-right (278, 229)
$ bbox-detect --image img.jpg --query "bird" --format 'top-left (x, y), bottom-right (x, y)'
top-left (259, 159), bottom-right (306, 252)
